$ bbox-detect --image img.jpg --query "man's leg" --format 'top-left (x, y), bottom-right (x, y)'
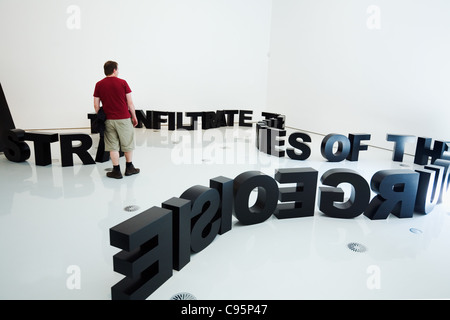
top-left (124, 151), bottom-right (133, 163)
top-left (104, 120), bottom-right (123, 179)
top-left (107, 150), bottom-right (123, 179)
top-left (124, 151), bottom-right (139, 176)
top-left (110, 150), bottom-right (120, 166)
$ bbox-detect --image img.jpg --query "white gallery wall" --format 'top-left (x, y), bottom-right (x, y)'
top-left (267, 0), bottom-right (450, 152)
top-left (1, 0), bottom-right (449, 153)
top-left (0, 0), bottom-right (272, 129)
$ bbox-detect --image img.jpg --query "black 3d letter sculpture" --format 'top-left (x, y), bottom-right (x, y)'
top-left (0, 83), bottom-right (16, 153)
top-left (364, 170), bottom-right (419, 220)
top-left (386, 134), bottom-right (416, 162)
top-left (59, 133), bottom-right (96, 167)
top-left (414, 164), bottom-right (444, 214)
top-left (274, 167), bottom-right (318, 219)
top-left (347, 134), bottom-right (371, 161)
top-left (286, 132), bottom-right (311, 161)
top-left (233, 171), bottom-right (279, 225)
top-left (319, 168), bottom-right (371, 219)
top-left (209, 176), bottom-right (234, 234)
top-left (320, 134), bottom-right (351, 162)
top-left (162, 197), bottom-right (192, 271)
top-left (24, 132), bottom-right (59, 166)
top-left (414, 137), bottom-right (446, 165)
top-left (433, 159), bottom-right (450, 204)
top-left (2, 129), bottom-right (30, 163)
top-left (179, 185), bottom-right (221, 253)
top-left (110, 206), bottom-right (173, 300)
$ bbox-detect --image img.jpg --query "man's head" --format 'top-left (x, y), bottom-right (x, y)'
top-left (104, 60), bottom-right (118, 76)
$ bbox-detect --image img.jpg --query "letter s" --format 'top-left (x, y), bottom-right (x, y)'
top-left (2, 129), bottom-right (30, 162)
top-left (286, 132), bottom-right (311, 160)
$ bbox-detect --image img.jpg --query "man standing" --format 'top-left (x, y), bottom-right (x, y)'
top-left (93, 61), bottom-right (140, 179)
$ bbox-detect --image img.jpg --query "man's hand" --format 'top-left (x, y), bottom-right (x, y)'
top-left (131, 116), bottom-right (138, 127)
top-left (126, 93), bottom-right (138, 127)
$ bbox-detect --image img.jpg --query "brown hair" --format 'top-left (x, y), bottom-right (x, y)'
top-left (103, 60), bottom-right (118, 76)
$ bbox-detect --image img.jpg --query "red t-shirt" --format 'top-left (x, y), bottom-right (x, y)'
top-left (93, 77), bottom-right (132, 120)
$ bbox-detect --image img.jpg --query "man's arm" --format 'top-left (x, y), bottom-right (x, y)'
top-left (94, 97), bottom-right (101, 113)
top-left (126, 93), bottom-right (138, 127)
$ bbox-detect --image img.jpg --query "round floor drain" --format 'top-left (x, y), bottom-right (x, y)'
top-left (347, 242), bottom-right (367, 253)
top-left (170, 292), bottom-right (197, 300)
top-left (410, 228), bottom-right (423, 234)
top-left (124, 205), bottom-right (140, 212)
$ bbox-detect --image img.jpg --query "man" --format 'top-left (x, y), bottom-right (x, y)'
top-left (93, 61), bottom-right (140, 179)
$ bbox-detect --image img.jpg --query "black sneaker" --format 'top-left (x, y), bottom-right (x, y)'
top-left (107, 170), bottom-right (123, 179)
top-left (125, 164), bottom-right (140, 176)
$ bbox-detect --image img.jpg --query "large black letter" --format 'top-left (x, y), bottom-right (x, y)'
top-left (414, 164), bottom-right (444, 214)
top-left (135, 110), bottom-right (153, 129)
top-left (224, 110), bottom-right (239, 126)
top-left (319, 168), bottom-right (370, 219)
top-left (0, 83), bottom-right (16, 152)
top-left (185, 112), bottom-right (202, 130)
top-left (274, 167), bottom-right (318, 219)
top-left (2, 129), bottom-right (30, 163)
top-left (433, 159), bottom-right (450, 204)
top-left (321, 134), bottom-right (351, 162)
top-left (256, 121), bottom-right (268, 153)
top-left (210, 176), bottom-right (234, 235)
top-left (364, 170), bottom-right (419, 220)
top-left (233, 171), bottom-right (278, 225)
top-left (179, 185), bottom-right (221, 253)
top-left (414, 137), bottom-right (446, 165)
top-left (152, 111), bottom-right (168, 130)
top-left (386, 134), bottom-right (416, 162)
top-left (346, 133), bottom-right (371, 161)
top-left (239, 110), bottom-right (253, 127)
top-left (110, 206), bottom-right (173, 300)
top-left (162, 197), bottom-right (192, 271)
top-left (24, 132), bottom-right (59, 166)
top-left (286, 132), bottom-right (311, 161)
top-left (202, 111), bottom-right (219, 130)
top-left (60, 133), bottom-right (95, 167)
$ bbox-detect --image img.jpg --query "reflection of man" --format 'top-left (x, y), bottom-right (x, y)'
top-left (93, 60), bottom-right (140, 179)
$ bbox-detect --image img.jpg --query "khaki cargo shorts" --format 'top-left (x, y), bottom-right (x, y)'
top-left (104, 118), bottom-right (135, 152)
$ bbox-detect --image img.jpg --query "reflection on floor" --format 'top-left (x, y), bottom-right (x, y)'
top-left (1, 125), bottom-right (449, 300)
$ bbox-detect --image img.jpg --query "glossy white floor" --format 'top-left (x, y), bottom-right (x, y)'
top-left (1, 124), bottom-right (449, 300)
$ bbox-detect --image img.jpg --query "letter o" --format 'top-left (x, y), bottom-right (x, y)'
top-left (233, 171), bottom-right (279, 225)
top-left (321, 134), bottom-right (351, 162)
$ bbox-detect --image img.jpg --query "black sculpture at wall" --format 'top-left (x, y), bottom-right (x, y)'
top-left (0, 83), bottom-right (16, 153)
